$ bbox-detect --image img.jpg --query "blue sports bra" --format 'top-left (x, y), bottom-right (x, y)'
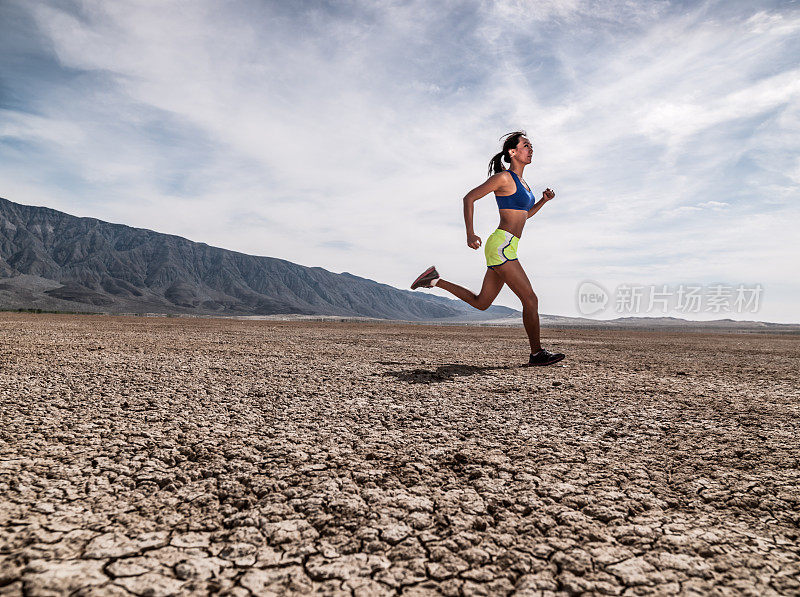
top-left (495, 170), bottom-right (535, 211)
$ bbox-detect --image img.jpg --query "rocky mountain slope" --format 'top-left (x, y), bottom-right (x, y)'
top-left (0, 197), bottom-right (517, 320)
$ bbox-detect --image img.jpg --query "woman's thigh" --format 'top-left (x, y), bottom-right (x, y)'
top-left (494, 260), bottom-right (536, 303)
top-left (476, 267), bottom-right (505, 306)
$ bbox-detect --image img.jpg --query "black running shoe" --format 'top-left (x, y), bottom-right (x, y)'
top-left (411, 266), bottom-right (439, 289)
top-left (528, 348), bottom-right (566, 366)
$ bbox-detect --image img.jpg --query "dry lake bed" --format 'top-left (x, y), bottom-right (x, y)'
top-left (1, 313), bottom-right (798, 596)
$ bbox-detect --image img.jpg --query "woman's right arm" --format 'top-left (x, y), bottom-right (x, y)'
top-left (463, 173), bottom-right (506, 249)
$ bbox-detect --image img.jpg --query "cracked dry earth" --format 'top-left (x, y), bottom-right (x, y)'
top-left (1, 314), bottom-right (799, 597)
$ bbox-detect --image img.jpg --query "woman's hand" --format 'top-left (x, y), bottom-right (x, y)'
top-left (467, 233), bottom-right (482, 250)
top-left (541, 188), bottom-right (555, 201)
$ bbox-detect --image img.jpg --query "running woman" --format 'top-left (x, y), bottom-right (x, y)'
top-left (411, 131), bottom-right (565, 366)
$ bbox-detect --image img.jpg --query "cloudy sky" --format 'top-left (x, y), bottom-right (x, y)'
top-left (1, 0), bottom-right (798, 322)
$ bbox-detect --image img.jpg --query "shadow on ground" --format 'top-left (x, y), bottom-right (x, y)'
top-left (379, 362), bottom-right (516, 384)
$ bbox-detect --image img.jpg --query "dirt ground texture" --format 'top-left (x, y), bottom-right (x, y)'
top-left (0, 313), bottom-right (798, 596)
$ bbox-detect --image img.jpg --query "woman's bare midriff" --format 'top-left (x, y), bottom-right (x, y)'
top-left (497, 209), bottom-right (528, 238)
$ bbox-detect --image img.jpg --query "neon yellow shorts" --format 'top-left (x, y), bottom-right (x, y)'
top-left (485, 228), bottom-right (519, 268)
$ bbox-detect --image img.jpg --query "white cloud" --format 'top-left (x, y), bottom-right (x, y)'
top-left (697, 201), bottom-right (728, 210)
top-left (747, 10), bottom-right (800, 35)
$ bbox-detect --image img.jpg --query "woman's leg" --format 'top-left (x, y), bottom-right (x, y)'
top-left (492, 260), bottom-right (541, 353)
top-left (436, 268), bottom-right (504, 311)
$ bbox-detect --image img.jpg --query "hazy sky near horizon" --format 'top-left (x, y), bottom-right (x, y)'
top-left (1, 0), bottom-right (798, 322)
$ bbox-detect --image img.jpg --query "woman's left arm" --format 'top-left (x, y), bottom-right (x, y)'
top-left (527, 188), bottom-right (555, 219)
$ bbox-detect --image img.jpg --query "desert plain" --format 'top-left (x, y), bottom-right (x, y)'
top-left (0, 313), bottom-right (798, 596)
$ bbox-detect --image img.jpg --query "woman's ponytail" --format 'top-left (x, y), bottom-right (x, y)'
top-left (487, 130), bottom-right (527, 176)
top-left (488, 151), bottom-right (507, 176)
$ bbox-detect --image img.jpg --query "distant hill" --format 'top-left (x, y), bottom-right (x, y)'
top-left (489, 314), bottom-right (800, 334)
top-left (0, 197), bottom-right (518, 320)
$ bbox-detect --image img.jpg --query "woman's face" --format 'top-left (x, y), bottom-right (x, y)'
top-left (511, 137), bottom-right (533, 164)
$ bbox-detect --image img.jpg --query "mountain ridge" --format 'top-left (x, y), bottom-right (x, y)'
top-left (0, 196), bottom-right (518, 320)
top-left (4, 197), bottom-right (793, 332)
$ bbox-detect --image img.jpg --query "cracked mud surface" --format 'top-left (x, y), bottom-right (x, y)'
top-left (1, 313), bottom-right (799, 596)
